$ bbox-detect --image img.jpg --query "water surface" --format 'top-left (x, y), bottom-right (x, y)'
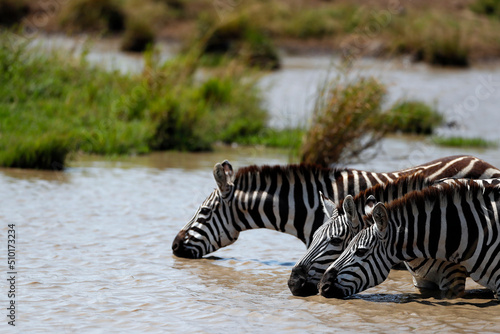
top-left (2, 146), bottom-right (500, 333)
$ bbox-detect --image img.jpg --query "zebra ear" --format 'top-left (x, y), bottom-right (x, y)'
top-left (364, 195), bottom-right (377, 216)
top-left (213, 160), bottom-right (234, 198)
top-left (372, 202), bottom-right (389, 235)
top-left (319, 191), bottom-right (338, 220)
top-left (343, 195), bottom-right (359, 229)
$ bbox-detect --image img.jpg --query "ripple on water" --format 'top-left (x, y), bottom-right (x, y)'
top-left (3, 150), bottom-right (500, 333)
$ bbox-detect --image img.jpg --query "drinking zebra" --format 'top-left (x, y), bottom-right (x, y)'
top-left (318, 181), bottom-right (500, 300)
top-left (172, 155), bottom-right (500, 259)
top-left (289, 176), bottom-right (500, 297)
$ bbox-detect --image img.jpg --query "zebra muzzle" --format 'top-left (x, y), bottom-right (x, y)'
top-left (172, 231), bottom-right (199, 259)
top-left (288, 266), bottom-right (319, 297)
top-left (319, 268), bottom-right (346, 298)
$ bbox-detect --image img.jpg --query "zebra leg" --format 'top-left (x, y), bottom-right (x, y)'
top-left (406, 259), bottom-right (466, 298)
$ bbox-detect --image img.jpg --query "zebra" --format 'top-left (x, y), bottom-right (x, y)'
top-left (318, 181), bottom-right (500, 300)
top-left (172, 155), bottom-right (500, 259)
top-left (289, 176), bottom-right (500, 297)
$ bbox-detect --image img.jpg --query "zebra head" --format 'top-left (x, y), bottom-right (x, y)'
top-left (319, 202), bottom-right (395, 298)
top-left (288, 193), bottom-right (363, 296)
top-left (172, 160), bottom-right (240, 259)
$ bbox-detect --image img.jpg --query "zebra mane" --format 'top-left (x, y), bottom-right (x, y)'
top-left (364, 180), bottom-right (500, 222)
top-left (234, 163), bottom-right (347, 183)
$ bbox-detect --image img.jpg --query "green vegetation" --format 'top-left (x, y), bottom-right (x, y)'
top-left (300, 75), bottom-right (387, 166)
top-left (199, 14), bottom-right (280, 70)
top-left (383, 101), bottom-right (443, 135)
top-left (120, 19), bottom-right (155, 52)
top-left (0, 0), bottom-right (28, 27)
top-left (389, 12), bottom-right (470, 66)
top-left (58, 0), bottom-right (125, 33)
top-left (432, 136), bottom-right (497, 148)
top-left (6, 0), bottom-right (500, 65)
top-left (470, 0), bottom-right (500, 18)
top-left (0, 33), bottom-right (268, 169)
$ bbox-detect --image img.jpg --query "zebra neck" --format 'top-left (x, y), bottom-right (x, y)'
top-left (231, 170), bottom-right (334, 245)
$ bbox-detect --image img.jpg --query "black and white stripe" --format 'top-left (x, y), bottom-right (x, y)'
top-left (172, 155), bottom-right (500, 259)
top-left (319, 181), bottom-right (500, 300)
top-left (289, 176), bottom-right (500, 296)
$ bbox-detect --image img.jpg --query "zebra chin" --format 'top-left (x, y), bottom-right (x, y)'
top-left (318, 282), bottom-right (349, 299)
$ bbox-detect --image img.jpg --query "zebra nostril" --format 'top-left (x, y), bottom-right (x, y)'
top-left (172, 241), bottom-right (179, 252)
top-left (319, 269), bottom-right (339, 298)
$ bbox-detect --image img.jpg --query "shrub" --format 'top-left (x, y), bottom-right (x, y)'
top-left (383, 101), bottom-right (443, 135)
top-left (58, 0), bottom-right (125, 33)
top-left (470, 0), bottom-right (500, 18)
top-left (391, 13), bottom-right (470, 67)
top-left (200, 14), bottom-right (280, 70)
top-left (300, 76), bottom-right (387, 166)
top-left (120, 19), bottom-right (155, 52)
top-left (0, 0), bottom-right (29, 27)
top-left (0, 134), bottom-right (73, 170)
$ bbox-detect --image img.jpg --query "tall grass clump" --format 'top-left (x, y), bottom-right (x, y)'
top-left (57, 0), bottom-right (125, 33)
top-left (0, 0), bottom-right (29, 26)
top-left (125, 52), bottom-right (268, 151)
top-left (120, 19), bottom-right (155, 52)
top-left (383, 101), bottom-right (443, 135)
top-left (300, 75), bottom-right (387, 166)
top-left (198, 14), bottom-right (280, 70)
top-left (470, 0), bottom-right (500, 18)
top-left (390, 12), bottom-right (470, 66)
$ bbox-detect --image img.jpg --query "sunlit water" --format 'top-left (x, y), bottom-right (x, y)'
top-left (3, 36), bottom-right (500, 333)
top-left (2, 145), bottom-right (500, 333)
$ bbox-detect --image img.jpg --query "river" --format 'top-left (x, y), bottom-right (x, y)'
top-left (2, 35), bottom-right (500, 333)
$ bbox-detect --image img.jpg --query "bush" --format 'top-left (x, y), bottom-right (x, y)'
top-left (0, 0), bottom-right (29, 27)
top-left (200, 14), bottom-right (280, 70)
top-left (58, 0), bottom-right (125, 33)
top-left (120, 19), bottom-right (155, 52)
top-left (470, 0), bottom-right (500, 18)
top-left (300, 76), bottom-right (387, 166)
top-left (0, 32), bottom-right (269, 169)
top-left (391, 13), bottom-right (470, 67)
top-left (383, 101), bottom-right (443, 135)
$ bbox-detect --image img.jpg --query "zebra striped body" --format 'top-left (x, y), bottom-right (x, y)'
top-left (172, 155), bottom-right (500, 259)
top-left (319, 181), bottom-right (500, 300)
top-left (289, 177), bottom-right (500, 296)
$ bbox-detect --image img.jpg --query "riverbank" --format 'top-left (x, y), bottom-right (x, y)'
top-left (9, 0), bottom-right (500, 67)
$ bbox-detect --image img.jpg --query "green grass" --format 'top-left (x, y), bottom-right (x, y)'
top-left (389, 12), bottom-right (470, 67)
top-left (382, 101), bottom-right (443, 135)
top-left (0, 32), bottom-right (269, 169)
top-left (197, 13), bottom-right (280, 70)
top-left (470, 0), bottom-right (500, 18)
top-left (432, 136), bottom-right (497, 148)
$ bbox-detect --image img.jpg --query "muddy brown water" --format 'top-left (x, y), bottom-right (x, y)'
top-left (4, 36), bottom-right (500, 332)
top-left (2, 145), bottom-right (500, 333)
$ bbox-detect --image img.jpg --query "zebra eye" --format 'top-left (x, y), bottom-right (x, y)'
top-left (330, 237), bottom-right (343, 245)
top-left (355, 247), bottom-right (369, 257)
